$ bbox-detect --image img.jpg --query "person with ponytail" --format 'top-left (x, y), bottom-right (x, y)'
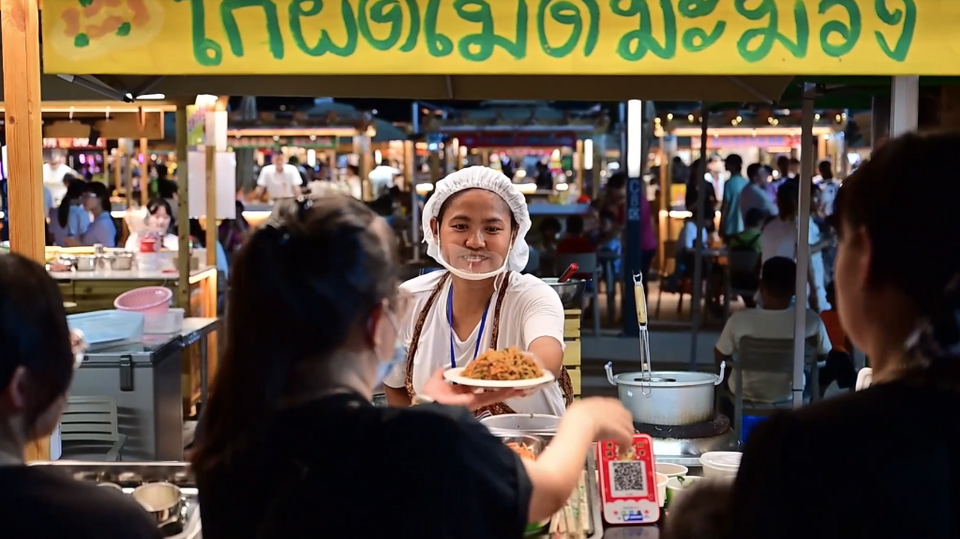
top-left (728, 132), bottom-right (960, 539)
top-left (48, 177), bottom-right (90, 247)
top-left (0, 254), bottom-right (160, 539)
top-left (191, 195), bottom-right (633, 539)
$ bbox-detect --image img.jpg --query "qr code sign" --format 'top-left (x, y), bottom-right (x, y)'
top-left (609, 460), bottom-right (648, 497)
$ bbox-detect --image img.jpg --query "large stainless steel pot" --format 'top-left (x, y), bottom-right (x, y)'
top-left (605, 362), bottom-right (726, 426)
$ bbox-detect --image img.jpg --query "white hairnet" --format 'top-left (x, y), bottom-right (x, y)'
top-left (422, 166), bottom-right (531, 271)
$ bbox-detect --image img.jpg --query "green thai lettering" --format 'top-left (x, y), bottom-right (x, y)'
top-left (536, 0), bottom-right (600, 58)
top-left (734, 0), bottom-right (809, 63)
top-left (357, 0), bottom-right (420, 52)
top-left (288, 0), bottom-right (358, 57)
top-left (220, 0), bottom-right (285, 59)
top-left (874, 0), bottom-right (915, 62)
top-left (424, 0), bottom-right (454, 56)
top-left (454, 0), bottom-right (528, 62)
top-left (174, 0), bottom-right (224, 67)
top-left (818, 0), bottom-right (861, 58)
top-left (611, 0), bottom-right (678, 61)
top-left (677, 0), bottom-right (725, 52)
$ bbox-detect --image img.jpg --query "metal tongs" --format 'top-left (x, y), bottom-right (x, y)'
top-left (633, 272), bottom-right (653, 396)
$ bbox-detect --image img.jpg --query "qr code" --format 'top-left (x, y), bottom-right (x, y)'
top-left (609, 461), bottom-right (648, 497)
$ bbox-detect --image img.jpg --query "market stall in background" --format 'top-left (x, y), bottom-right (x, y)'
top-left (0, 0), bottom-right (948, 534)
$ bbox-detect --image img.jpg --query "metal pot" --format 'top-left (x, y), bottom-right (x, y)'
top-left (605, 361), bottom-right (726, 426)
top-left (75, 255), bottom-right (97, 271)
top-left (110, 251), bottom-right (135, 270)
top-left (541, 278), bottom-right (586, 309)
top-left (132, 482), bottom-right (188, 529)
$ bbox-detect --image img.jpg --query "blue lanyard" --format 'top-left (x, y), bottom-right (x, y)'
top-left (446, 284), bottom-right (490, 370)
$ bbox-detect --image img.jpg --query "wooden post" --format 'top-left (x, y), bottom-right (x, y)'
top-left (205, 145), bottom-right (216, 268)
top-left (113, 147), bottom-right (122, 195)
top-left (175, 104), bottom-right (191, 315)
top-left (402, 140), bottom-right (414, 192)
top-left (3, 0), bottom-right (49, 461)
top-left (140, 138), bottom-right (149, 207)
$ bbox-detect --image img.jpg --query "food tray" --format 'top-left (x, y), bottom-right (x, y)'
top-left (532, 453), bottom-right (603, 539)
top-left (67, 310), bottom-right (145, 348)
top-left (29, 461), bottom-right (200, 539)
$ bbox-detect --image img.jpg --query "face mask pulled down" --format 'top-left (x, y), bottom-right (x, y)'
top-left (434, 231), bottom-right (512, 281)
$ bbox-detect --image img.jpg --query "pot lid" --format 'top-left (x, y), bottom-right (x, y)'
top-left (613, 370), bottom-right (718, 388)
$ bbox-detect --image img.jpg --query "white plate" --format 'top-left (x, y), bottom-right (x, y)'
top-left (443, 367), bottom-right (555, 389)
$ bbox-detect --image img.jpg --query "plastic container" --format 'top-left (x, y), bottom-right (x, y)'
top-left (115, 286), bottom-right (172, 315)
top-left (665, 475), bottom-right (706, 507)
top-left (655, 462), bottom-right (688, 478)
top-left (144, 308), bottom-right (185, 334)
top-left (67, 310), bottom-right (145, 346)
top-left (699, 451), bottom-right (742, 478)
top-left (656, 472), bottom-right (669, 507)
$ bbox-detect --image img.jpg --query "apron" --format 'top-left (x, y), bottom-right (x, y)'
top-left (404, 272), bottom-right (574, 417)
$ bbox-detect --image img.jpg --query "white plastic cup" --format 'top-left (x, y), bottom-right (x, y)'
top-left (699, 451), bottom-right (742, 478)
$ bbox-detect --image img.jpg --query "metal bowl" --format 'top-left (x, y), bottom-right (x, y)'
top-left (541, 278), bottom-right (586, 309)
top-left (482, 413), bottom-right (561, 438)
top-left (494, 433), bottom-right (546, 458)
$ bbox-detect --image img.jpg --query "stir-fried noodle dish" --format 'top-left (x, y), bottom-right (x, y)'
top-left (461, 347), bottom-right (544, 381)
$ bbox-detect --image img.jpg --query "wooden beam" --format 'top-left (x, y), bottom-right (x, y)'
top-left (175, 104), bottom-right (191, 315)
top-left (140, 138), bottom-right (149, 207)
top-left (3, 0), bottom-right (49, 461)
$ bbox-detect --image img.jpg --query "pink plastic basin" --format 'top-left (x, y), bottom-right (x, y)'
top-left (114, 286), bottom-right (172, 315)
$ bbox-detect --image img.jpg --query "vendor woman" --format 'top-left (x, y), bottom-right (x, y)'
top-left (383, 166), bottom-right (571, 416)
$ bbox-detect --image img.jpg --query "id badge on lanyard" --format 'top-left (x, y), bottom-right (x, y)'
top-left (446, 284), bottom-right (491, 370)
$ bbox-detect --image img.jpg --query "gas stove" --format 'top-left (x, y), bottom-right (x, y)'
top-left (635, 413), bottom-right (740, 467)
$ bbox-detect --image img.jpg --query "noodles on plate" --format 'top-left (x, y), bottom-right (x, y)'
top-left (461, 346), bottom-right (544, 381)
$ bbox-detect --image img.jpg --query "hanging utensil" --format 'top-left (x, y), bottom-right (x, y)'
top-left (558, 263), bottom-right (579, 283)
top-left (633, 272), bottom-right (652, 396)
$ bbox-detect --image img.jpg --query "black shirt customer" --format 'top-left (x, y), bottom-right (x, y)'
top-left (730, 132), bottom-right (960, 539)
top-left (0, 254), bottom-right (161, 539)
top-left (191, 196), bottom-right (633, 539)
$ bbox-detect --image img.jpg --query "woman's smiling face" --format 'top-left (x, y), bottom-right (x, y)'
top-left (433, 189), bottom-right (515, 275)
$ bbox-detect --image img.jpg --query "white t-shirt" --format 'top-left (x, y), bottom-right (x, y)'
top-left (256, 164), bottom-right (303, 200)
top-left (760, 217), bottom-right (830, 310)
top-left (383, 271), bottom-right (567, 415)
top-left (715, 307), bottom-right (831, 403)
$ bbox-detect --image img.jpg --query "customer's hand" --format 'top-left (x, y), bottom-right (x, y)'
top-left (566, 397), bottom-right (634, 447)
top-left (421, 368), bottom-right (524, 411)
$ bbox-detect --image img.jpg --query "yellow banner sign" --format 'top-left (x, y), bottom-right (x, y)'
top-left (41, 0), bottom-right (946, 76)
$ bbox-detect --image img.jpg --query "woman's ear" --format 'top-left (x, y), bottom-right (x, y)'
top-left (430, 217), bottom-right (439, 238)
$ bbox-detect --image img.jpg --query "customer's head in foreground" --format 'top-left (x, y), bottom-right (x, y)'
top-left (0, 255), bottom-right (74, 460)
top-left (775, 180), bottom-right (798, 219)
top-left (662, 479), bottom-right (733, 539)
top-left (192, 196), bottom-right (399, 470)
top-left (760, 257), bottom-right (796, 309)
top-left (834, 132), bottom-right (960, 376)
